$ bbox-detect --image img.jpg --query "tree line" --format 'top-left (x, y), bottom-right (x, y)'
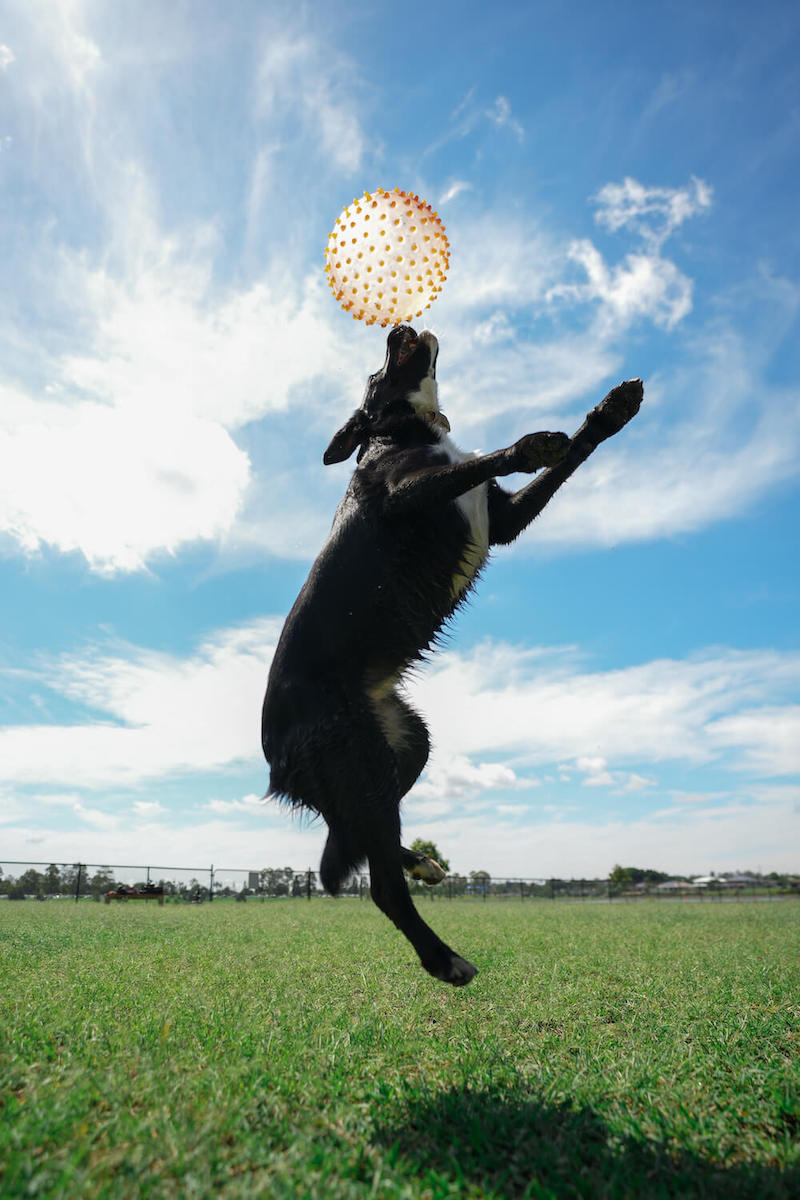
top-left (2, 858), bottom-right (797, 901)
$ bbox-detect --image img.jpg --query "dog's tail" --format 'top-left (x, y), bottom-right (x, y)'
top-left (319, 823), bottom-right (366, 895)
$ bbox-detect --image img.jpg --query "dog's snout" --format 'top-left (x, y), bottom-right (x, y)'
top-left (419, 330), bottom-right (439, 376)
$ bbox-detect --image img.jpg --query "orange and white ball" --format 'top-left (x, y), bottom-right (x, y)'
top-left (324, 188), bottom-right (450, 326)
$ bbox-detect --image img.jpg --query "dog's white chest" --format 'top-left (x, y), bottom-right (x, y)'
top-left (439, 434), bottom-right (490, 597)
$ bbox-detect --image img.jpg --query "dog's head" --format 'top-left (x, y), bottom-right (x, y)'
top-left (324, 326), bottom-right (449, 465)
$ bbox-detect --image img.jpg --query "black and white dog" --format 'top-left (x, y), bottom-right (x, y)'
top-left (262, 326), bottom-right (642, 985)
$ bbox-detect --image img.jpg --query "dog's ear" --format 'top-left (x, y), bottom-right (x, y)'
top-left (323, 411), bottom-right (368, 464)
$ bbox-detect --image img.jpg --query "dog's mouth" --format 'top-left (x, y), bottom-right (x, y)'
top-left (395, 325), bottom-right (419, 367)
top-left (395, 327), bottom-right (438, 378)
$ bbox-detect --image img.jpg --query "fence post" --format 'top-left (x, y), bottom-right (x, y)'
top-left (209, 864), bottom-right (214, 902)
top-left (74, 863), bottom-right (82, 903)
top-left (307, 868), bottom-right (312, 901)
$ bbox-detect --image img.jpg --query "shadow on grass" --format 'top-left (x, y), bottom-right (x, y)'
top-left (374, 1085), bottom-right (798, 1199)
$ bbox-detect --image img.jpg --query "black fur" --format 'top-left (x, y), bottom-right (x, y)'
top-left (262, 326), bottom-right (643, 985)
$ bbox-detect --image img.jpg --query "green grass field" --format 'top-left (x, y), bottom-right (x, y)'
top-left (1, 898), bottom-right (798, 1198)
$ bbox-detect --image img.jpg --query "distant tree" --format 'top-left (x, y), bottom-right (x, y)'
top-left (44, 864), bottom-right (62, 895)
top-left (89, 868), bottom-right (116, 901)
top-left (609, 865), bottom-right (633, 890)
top-left (16, 868), bottom-right (45, 898)
top-left (60, 864), bottom-right (89, 898)
top-left (259, 867), bottom-right (292, 896)
top-left (409, 838), bottom-right (450, 872)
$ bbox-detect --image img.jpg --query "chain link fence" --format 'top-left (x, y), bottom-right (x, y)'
top-left (2, 860), bottom-right (798, 903)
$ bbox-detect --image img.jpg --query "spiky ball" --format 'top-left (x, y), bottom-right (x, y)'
top-left (324, 188), bottom-right (450, 326)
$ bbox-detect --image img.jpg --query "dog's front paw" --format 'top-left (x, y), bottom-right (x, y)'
top-left (510, 431), bottom-right (570, 473)
top-left (591, 379), bottom-right (643, 437)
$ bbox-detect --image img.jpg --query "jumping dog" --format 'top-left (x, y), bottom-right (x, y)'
top-left (262, 326), bottom-right (642, 985)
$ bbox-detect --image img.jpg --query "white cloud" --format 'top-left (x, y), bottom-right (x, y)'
top-left (593, 176), bottom-right (713, 251)
top-left (439, 180), bottom-right (472, 206)
top-left (409, 755), bottom-right (535, 807)
top-left (0, 44), bottom-right (14, 70)
top-left (132, 800), bottom-right (166, 816)
top-left (204, 793), bottom-right (268, 815)
top-left (620, 773), bottom-right (657, 793)
top-left (0, 168), bottom-right (367, 571)
top-left (409, 641), bottom-right (800, 776)
top-left (5, 627), bottom-right (797, 824)
top-left (255, 33), bottom-right (366, 175)
top-left (0, 814), bottom-right (323, 879)
top-left (1, 105), bottom-right (796, 575)
top-left (545, 176), bottom-right (711, 334)
top-left (576, 756), bottom-right (615, 787)
top-left (1, 628), bottom-right (798, 875)
top-left (403, 793), bottom-right (799, 877)
top-left (486, 96), bottom-right (524, 142)
top-left (708, 706), bottom-right (800, 775)
top-left (0, 619), bottom-right (282, 788)
top-left (0, 385), bottom-right (250, 572)
top-left (552, 241), bottom-right (693, 330)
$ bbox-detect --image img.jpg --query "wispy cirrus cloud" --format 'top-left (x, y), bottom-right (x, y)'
top-left (255, 32), bottom-right (367, 175)
top-left (486, 95), bottom-right (525, 142)
top-left (439, 180), bottom-right (472, 206)
top-left (593, 176), bottom-right (713, 250)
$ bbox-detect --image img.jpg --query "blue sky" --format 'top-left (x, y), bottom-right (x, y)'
top-left (1, 0), bottom-right (799, 884)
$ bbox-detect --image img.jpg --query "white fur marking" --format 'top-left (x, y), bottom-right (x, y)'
top-left (438, 433), bottom-right (490, 597)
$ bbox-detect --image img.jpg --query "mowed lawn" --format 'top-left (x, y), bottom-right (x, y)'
top-left (1, 898), bottom-right (799, 1198)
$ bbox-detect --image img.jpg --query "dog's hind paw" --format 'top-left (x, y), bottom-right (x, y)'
top-left (429, 954), bottom-right (478, 987)
top-left (410, 855), bottom-right (447, 885)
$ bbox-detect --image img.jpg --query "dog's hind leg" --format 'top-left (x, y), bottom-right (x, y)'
top-left (319, 696), bottom-right (476, 984)
top-left (366, 821), bottom-right (477, 985)
top-left (372, 693), bottom-right (447, 887)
